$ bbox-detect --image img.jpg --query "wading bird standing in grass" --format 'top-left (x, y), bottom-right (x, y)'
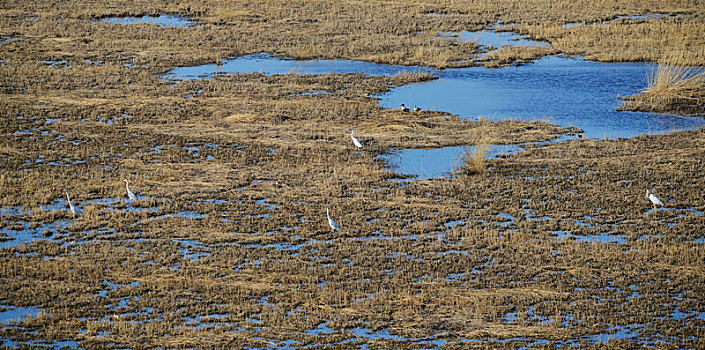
top-left (124, 179), bottom-right (138, 202)
top-left (350, 129), bottom-right (363, 148)
top-left (65, 190), bottom-right (82, 218)
top-left (646, 189), bottom-right (664, 210)
top-left (326, 207), bottom-right (340, 232)
top-left (400, 104), bottom-right (410, 112)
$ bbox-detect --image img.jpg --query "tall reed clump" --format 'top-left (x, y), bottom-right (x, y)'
top-left (457, 143), bottom-right (490, 175)
top-left (620, 57), bottom-right (705, 116)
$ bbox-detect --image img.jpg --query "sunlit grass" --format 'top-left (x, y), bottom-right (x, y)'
top-left (646, 59), bottom-right (705, 99)
top-left (620, 56), bottom-right (705, 115)
top-left (457, 143), bottom-right (490, 175)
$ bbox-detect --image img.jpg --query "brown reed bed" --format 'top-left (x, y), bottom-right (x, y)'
top-left (1, 0), bottom-right (703, 72)
top-left (1, 61), bottom-right (704, 347)
top-left (1, 0), bottom-right (705, 348)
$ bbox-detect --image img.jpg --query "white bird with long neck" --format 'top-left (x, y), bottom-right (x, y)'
top-left (124, 179), bottom-right (138, 202)
top-left (646, 189), bottom-right (664, 210)
top-left (65, 190), bottom-right (82, 218)
top-left (326, 207), bottom-right (340, 232)
top-left (350, 129), bottom-right (363, 149)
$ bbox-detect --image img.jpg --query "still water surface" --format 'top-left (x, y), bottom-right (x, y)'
top-left (101, 15), bottom-right (196, 28)
top-left (165, 53), bottom-right (703, 140)
top-left (162, 50), bottom-right (705, 178)
top-left (381, 56), bottom-right (704, 139)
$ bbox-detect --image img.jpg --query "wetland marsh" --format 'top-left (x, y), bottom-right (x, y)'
top-left (1, 0), bottom-right (705, 348)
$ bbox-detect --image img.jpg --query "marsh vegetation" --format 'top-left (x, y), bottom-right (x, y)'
top-left (620, 57), bottom-right (705, 116)
top-left (1, 0), bottom-right (705, 348)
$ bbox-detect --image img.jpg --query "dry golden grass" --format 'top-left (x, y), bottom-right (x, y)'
top-left (0, 0), bottom-right (703, 72)
top-left (480, 46), bottom-right (553, 68)
top-left (1, 0), bottom-right (705, 348)
top-left (457, 143), bottom-right (490, 175)
top-left (620, 56), bottom-right (705, 115)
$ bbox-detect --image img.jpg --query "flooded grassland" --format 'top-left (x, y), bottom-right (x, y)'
top-left (2, 0), bottom-right (705, 348)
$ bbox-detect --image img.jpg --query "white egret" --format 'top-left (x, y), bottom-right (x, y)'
top-left (326, 207), bottom-right (340, 232)
top-left (350, 129), bottom-right (363, 148)
top-left (124, 179), bottom-right (138, 201)
top-left (400, 104), bottom-right (410, 112)
top-left (646, 189), bottom-right (664, 209)
top-left (413, 105), bottom-right (421, 112)
top-left (64, 190), bottom-right (82, 218)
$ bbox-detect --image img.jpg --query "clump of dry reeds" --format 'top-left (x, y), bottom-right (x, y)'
top-left (620, 56), bottom-right (705, 115)
top-left (458, 143), bottom-right (490, 175)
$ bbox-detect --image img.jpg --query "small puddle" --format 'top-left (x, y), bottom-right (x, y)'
top-left (669, 308), bottom-right (705, 321)
top-left (194, 199), bottom-right (228, 205)
top-left (0, 305), bottom-right (41, 325)
top-left (380, 144), bottom-right (521, 179)
top-left (589, 325), bottom-right (641, 343)
top-left (100, 14), bottom-right (196, 28)
top-left (307, 321), bottom-right (336, 336)
top-left (643, 206), bottom-right (703, 217)
top-left (348, 327), bottom-right (407, 342)
top-left (40, 60), bottom-right (70, 68)
top-left (175, 239), bottom-right (211, 260)
top-left (446, 272), bottom-right (465, 282)
top-left (182, 313), bottom-right (229, 329)
top-left (290, 90), bottom-right (335, 97)
top-left (496, 211), bottom-right (515, 226)
top-left (4, 339), bottom-right (79, 349)
top-left (553, 230), bottom-right (627, 244)
top-left (255, 199), bottom-right (276, 212)
top-left (137, 211), bottom-right (206, 224)
top-left (617, 13), bottom-right (684, 20)
top-left (425, 12), bottom-right (466, 18)
top-left (0, 36), bottom-right (22, 46)
top-left (98, 113), bottom-right (133, 125)
top-left (0, 219), bottom-right (70, 249)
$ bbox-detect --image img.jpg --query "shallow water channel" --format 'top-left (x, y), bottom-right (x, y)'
top-left (381, 144), bottom-right (522, 179)
top-left (100, 15), bottom-right (196, 28)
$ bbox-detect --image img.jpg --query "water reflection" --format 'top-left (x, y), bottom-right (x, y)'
top-left (380, 144), bottom-right (522, 179)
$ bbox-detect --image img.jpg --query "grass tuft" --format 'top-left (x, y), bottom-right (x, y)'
top-left (620, 56), bottom-right (705, 116)
top-left (457, 142), bottom-right (490, 175)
